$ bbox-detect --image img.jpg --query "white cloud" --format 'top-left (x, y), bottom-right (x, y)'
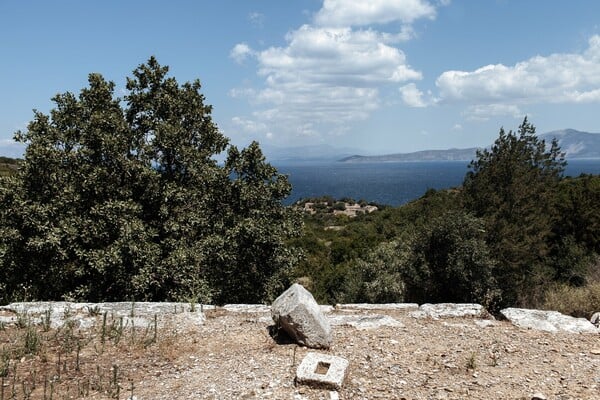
top-left (428, 35), bottom-right (600, 123)
top-left (229, 0), bottom-right (448, 142)
top-left (463, 104), bottom-right (523, 122)
top-left (230, 43), bottom-right (254, 64)
top-left (399, 83), bottom-right (427, 107)
top-left (248, 12), bottom-right (265, 28)
top-left (314, 0), bottom-right (437, 27)
top-left (436, 35), bottom-right (600, 105)
top-left (258, 26), bottom-right (422, 86)
top-left (247, 25), bottom-right (422, 136)
top-left (231, 116), bottom-right (267, 133)
top-left (228, 87), bottom-right (257, 99)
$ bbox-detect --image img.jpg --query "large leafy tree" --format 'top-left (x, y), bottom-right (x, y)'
top-left (400, 210), bottom-right (499, 307)
top-left (0, 57), bottom-right (301, 304)
top-left (462, 117), bottom-right (566, 305)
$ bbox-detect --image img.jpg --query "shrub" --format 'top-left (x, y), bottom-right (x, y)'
top-left (341, 241), bottom-right (407, 303)
top-left (541, 281), bottom-right (600, 318)
top-left (401, 210), bottom-right (501, 309)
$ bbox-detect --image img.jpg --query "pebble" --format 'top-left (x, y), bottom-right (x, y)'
top-left (531, 393), bottom-right (547, 400)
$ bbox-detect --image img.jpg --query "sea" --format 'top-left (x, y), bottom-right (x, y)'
top-left (275, 160), bottom-right (600, 206)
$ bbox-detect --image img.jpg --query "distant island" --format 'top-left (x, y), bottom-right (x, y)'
top-left (339, 148), bottom-right (479, 163)
top-left (339, 129), bottom-right (600, 163)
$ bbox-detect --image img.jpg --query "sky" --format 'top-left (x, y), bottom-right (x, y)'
top-left (1, 0), bottom-right (600, 158)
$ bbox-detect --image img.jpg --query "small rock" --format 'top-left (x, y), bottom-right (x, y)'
top-left (591, 348), bottom-right (600, 355)
top-left (296, 352), bottom-right (349, 390)
top-left (531, 392), bottom-right (547, 400)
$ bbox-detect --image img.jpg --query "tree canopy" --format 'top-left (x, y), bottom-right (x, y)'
top-left (462, 117), bottom-right (567, 305)
top-left (0, 57), bottom-right (301, 304)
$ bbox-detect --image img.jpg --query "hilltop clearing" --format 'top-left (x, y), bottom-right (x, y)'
top-left (0, 302), bottom-right (599, 399)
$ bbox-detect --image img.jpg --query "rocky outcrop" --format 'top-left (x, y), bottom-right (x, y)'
top-left (500, 308), bottom-right (599, 334)
top-left (271, 284), bottom-right (332, 349)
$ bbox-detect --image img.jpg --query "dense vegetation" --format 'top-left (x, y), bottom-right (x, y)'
top-left (0, 58), bottom-right (301, 305)
top-left (290, 119), bottom-right (599, 314)
top-left (0, 59), bottom-right (597, 315)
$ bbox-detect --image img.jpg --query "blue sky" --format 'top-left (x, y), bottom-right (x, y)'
top-left (1, 0), bottom-right (599, 158)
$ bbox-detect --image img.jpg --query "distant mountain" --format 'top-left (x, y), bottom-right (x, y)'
top-left (339, 129), bottom-right (600, 163)
top-left (540, 129), bottom-right (600, 159)
top-left (262, 144), bottom-right (362, 163)
top-left (340, 148), bottom-right (479, 163)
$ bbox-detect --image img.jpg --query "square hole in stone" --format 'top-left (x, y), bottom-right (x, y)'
top-left (315, 361), bottom-right (330, 375)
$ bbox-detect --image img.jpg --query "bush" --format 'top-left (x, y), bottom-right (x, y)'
top-left (401, 210), bottom-right (501, 309)
top-left (542, 281), bottom-right (600, 318)
top-left (341, 241), bottom-right (406, 303)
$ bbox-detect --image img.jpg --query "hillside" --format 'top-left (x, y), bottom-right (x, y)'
top-left (540, 129), bottom-right (600, 159)
top-left (0, 156), bottom-right (20, 176)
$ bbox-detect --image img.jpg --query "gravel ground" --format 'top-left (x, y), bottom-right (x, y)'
top-left (123, 307), bottom-right (600, 400)
top-left (1, 304), bottom-right (599, 400)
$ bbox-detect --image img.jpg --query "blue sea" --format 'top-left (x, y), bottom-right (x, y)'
top-left (275, 160), bottom-right (600, 206)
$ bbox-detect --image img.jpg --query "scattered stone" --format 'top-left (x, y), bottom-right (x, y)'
top-left (0, 301), bottom-right (206, 329)
top-left (334, 303), bottom-right (419, 312)
top-left (531, 392), bottom-right (547, 400)
top-left (410, 303), bottom-right (492, 319)
top-left (590, 312), bottom-right (600, 327)
top-left (296, 352), bottom-right (348, 390)
top-left (474, 319), bottom-right (497, 328)
top-left (223, 304), bottom-right (270, 313)
top-left (590, 349), bottom-right (600, 355)
top-left (501, 308), bottom-right (599, 334)
top-left (328, 314), bottom-right (404, 330)
top-left (271, 284), bottom-right (332, 349)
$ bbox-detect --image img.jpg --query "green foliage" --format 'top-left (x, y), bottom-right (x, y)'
top-left (401, 210), bottom-right (500, 307)
top-left (290, 189), bottom-right (466, 304)
top-left (289, 120), bottom-right (598, 311)
top-left (553, 174), bottom-right (600, 254)
top-left (341, 241), bottom-right (407, 303)
top-left (0, 57), bottom-right (300, 304)
top-left (462, 117), bottom-right (566, 306)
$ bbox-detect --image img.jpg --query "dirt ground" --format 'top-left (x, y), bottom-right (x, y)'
top-left (1, 304), bottom-right (600, 400)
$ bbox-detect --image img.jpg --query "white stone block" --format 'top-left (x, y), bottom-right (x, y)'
top-left (296, 352), bottom-right (348, 390)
